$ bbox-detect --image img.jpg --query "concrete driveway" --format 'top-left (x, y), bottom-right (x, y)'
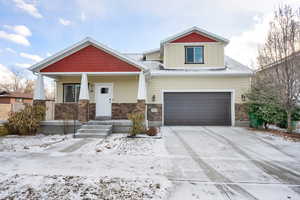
top-left (163, 126), bottom-right (300, 200)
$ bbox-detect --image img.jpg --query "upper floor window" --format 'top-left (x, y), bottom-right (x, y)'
top-left (63, 83), bottom-right (80, 103)
top-left (185, 46), bottom-right (204, 64)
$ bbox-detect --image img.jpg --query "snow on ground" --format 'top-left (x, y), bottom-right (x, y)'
top-left (0, 174), bottom-right (167, 200)
top-left (0, 133), bottom-right (172, 199)
top-left (0, 134), bottom-right (73, 152)
top-left (75, 134), bottom-right (167, 156)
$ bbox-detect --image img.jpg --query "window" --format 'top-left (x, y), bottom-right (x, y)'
top-left (185, 46), bottom-right (204, 64)
top-left (15, 98), bottom-right (23, 103)
top-left (101, 88), bottom-right (109, 94)
top-left (63, 83), bottom-right (80, 102)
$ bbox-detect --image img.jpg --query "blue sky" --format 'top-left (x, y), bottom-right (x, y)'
top-left (0, 0), bottom-right (299, 84)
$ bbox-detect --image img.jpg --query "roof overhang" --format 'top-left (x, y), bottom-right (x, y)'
top-left (150, 70), bottom-right (253, 77)
top-left (29, 37), bottom-right (148, 73)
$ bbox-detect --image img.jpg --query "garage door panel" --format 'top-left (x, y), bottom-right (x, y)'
top-left (164, 92), bottom-right (231, 126)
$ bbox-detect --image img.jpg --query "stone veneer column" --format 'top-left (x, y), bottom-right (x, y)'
top-left (78, 73), bottom-right (90, 123)
top-left (134, 100), bottom-right (146, 114)
top-left (78, 99), bottom-right (89, 122)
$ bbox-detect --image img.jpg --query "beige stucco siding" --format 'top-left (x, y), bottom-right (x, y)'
top-left (147, 76), bottom-right (251, 104)
top-left (145, 51), bottom-right (161, 61)
top-left (56, 75), bottom-right (139, 103)
top-left (164, 42), bottom-right (225, 68)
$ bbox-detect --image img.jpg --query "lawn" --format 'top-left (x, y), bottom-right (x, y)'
top-left (0, 133), bottom-right (172, 200)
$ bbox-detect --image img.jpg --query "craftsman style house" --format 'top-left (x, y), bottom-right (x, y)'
top-left (30, 27), bottom-right (252, 126)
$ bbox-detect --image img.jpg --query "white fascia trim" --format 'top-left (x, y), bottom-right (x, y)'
top-left (161, 89), bottom-right (235, 126)
top-left (150, 71), bottom-right (253, 77)
top-left (161, 26), bottom-right (229, 45)
top-left (30, 37), bottom-right (147, 72)
top-left (40, 72), bottom-right (140, 76)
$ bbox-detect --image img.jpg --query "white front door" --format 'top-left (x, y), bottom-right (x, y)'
top-left (95, 83), bottom-right (113, 117)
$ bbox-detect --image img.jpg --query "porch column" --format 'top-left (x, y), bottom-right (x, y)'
top-left (33, 73), bottom-right (46, 120)
top-left (136, 72), bottom-right (147, 125)
top-left (34, 73), bottom-right (45, 100)
top-left (137, 72), bottom-right (146, 100)
top-left (78, 73), bottom-right (90, 122)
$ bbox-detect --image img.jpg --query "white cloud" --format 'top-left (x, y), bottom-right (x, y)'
top-left (4, 25), bottom-right (31, 37)
top-left (12, 0), bottom-right (43, 18)
top-left (0, 25), bottom-right (31, 46)
top-left (20, 52), bottom-right (42, 62)
top-left (46, 52), bottom-right (52, 57)
top-left (0, 30), bottom-right (30, 46)
top-left (59, 18), bottom-right (71, 26)
top-left (15, 63), bottom-right (31, 68)
top-left (5, 48), bottom-right (16, 54)
top-left (0, 64), bottom-right (14, 85)
top-left (226, 14), bottom-right (273, 68)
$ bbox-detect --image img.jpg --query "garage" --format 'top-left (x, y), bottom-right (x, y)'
top-left (163, 92), bottom-right (232, 126)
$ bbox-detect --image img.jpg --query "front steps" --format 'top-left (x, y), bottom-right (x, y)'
top-left (75, 123), bottom-right (112, 138)
top-left (88, 120), bottom-right (132, 133)
top-left (75, 120), bottom-right (132, 138)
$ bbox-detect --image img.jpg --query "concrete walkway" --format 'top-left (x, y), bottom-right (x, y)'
top-left (164, 126), bottom-right (300, 200)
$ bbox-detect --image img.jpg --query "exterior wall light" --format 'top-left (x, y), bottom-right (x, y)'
top-left (241, 94), bottom-right (246, 102)
top-left (152, 95), bottom-right (156, 102)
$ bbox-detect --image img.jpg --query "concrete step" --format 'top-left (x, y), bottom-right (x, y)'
top-left (75, 123), bottom-right (112, 138)
top-left (81, 125), bottom-right (112, 129)
top-left (75, 133), bottom-right (108, 138)
top-left (88, 120), bottom-right (132, 126)
top-left (77, 128), bottom-right (111, 133)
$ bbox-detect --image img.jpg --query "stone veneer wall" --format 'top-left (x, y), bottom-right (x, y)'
top-left (55, 102), bottom-right (249, 125)
top-left (112, 103), bottom-right (137, 119)
top-left (89, 103), bottom-right (96, 120)
top-left (147, 104), bottom-right (162, 121)
top-left (235, 103), bottom-right (249, 121)
top-left (55, 103), bottom-right (95, 121)
top-left (55, 103), bottom-right (78, 120)
top-left (111, 101), bottom-right (145, 119)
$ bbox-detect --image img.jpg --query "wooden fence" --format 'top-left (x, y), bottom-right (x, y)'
top-left (0, 101), bottom-right (55, 120)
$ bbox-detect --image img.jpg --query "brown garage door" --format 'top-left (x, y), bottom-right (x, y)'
top-left (164, 92), bottom-right (231, 126)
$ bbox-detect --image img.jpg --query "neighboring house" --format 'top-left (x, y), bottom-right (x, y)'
top-left (0, 91), bottom-right (33, 104)
top-left (30, 26), bottom-right (253, 126)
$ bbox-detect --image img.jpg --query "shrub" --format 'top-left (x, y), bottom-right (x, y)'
top-left (146, 127), bottom-right (158, 136)
top-left (246, 103), bottom-right (285, 129)
top-left (277, 108), bottom-right (300, 129)
top-left (5, 104), bottom-right (45, 135)
top-left (127, 113), bottom-right (145, 137)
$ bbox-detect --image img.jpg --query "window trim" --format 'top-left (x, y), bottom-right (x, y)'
top-left (185, 46), bottom-right (204, 64)
top-left (63, 83), bottom-right (81, 103)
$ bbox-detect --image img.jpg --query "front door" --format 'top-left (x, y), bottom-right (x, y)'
top-left (95, 83), bottom-right (113, 117)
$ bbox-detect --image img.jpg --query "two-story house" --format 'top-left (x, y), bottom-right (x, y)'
top-left (30, 26), bottom-right (253, 127)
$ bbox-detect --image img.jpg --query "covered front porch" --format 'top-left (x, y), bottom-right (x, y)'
top-left (33, 72), bottom-right (147, 122)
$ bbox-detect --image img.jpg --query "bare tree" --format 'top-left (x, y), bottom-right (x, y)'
top-left (0, 71), bottom-right (34, 94)
top-left (257, 5), bottom-right (300, 132)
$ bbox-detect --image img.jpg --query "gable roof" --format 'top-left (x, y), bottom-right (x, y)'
top-left (161, 26), bottom-right (229, 45)
top-left (29, 37), bottom-right (148, 72)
